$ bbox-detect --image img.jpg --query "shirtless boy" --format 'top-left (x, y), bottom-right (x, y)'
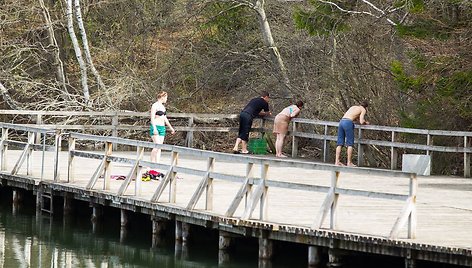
top-left (335, 100), bottom-right (370, 167)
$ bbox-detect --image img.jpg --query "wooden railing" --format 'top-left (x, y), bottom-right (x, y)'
top-left (0, 110), bottom-right (470, 177)
top-left (288, 118), bottom-right (472, 177)
top-left (0, 123), bottom-right (417, 239)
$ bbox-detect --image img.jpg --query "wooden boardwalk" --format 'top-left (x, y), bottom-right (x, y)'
top-left (0, 120), bottom-right (470, 267)
top-left (3, 149), bottom-right (472, 250)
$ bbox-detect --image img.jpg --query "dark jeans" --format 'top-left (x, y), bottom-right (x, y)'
top-left (238, 111), bottom-right (253, 141)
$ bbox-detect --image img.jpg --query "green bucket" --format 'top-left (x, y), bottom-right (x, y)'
top-left (248, 138), bottom-right (267, 155)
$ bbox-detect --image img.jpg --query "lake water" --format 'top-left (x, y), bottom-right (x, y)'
top-left (0, 189), bottom-right (455, 268)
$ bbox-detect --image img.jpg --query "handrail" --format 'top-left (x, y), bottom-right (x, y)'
top-left (66, 132), bottom-right (416, 239)
top-left (0, 110), bottom-right (470, 177)
top-left (0, 124), bottom-right (417, 239)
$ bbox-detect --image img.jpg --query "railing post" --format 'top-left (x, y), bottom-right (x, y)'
top-left (68, 136), bottom-right (76, 183)
top-left (357, 128), bottom-right (364, 166)
top-left (1, 128), bottom-right (8, 171)
top-left (136, 146), bottom-right (144, 196)
top-left (206, 157), bottom-right (215, 210)
top-left (427, 134), bottom-right (433, 173)
top-left (41, 131), bottom-right (46, 181)
top-left (186, 116), bottom-right (194, 148)
top-left (112, 114), bottom-right (119, 150)
top-left (330, 171), bottom-right (340, 229)
top-left (103, 141), bottom-right (113, 190)
top-left (26, 132), bottom-right (34, 176)
top-left (245, 162), bottom-right (254, 209)
top-left (53, 130), bottom-right (62, 182)
top-left (260, 118), bottom-right (267, 139)
top-left (408, 174), bottom-right (418, 239)
top-left (323, 125), bottom-right (329, 162)
top-left (391, 131), bottom-right (398, 170)
top-left (35, 114), bottom-right (43, 144)
top-left (465, 136), bottom-right (471, 178)
top-left (259, 163), bottom-right (269, 221)
top-left (291, 122), bottom-right (298, 157)
top-left (169, 151), bottom-right (179, 203)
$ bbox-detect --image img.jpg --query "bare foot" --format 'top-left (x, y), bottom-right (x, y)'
top-left (335, 162), bottom-right (345, 166)
top-left (347, 163), bottom-right (357, 167)
top-left (276, 154), bottom-right (288, 158)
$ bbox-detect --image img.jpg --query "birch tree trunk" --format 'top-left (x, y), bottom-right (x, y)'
top-left (253, 0), bottom-right (292, 98)
top-left (65, 0), bottom-right (90, 104)
top-left (38, 0), bottom-right (70, 99)
top-left (73, 0), bottom-right (111, 104)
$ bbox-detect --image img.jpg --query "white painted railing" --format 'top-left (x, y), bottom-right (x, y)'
top-left (0, 110), bottom-right (470, 177)
top-left (0, 123), bottom-right (417, 239)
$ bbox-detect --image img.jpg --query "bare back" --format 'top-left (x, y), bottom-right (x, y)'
top-left (342, 105), bottom-right (368, 124)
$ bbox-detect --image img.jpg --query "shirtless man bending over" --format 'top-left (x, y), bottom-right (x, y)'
top-left (335, 100), bottom-right (370, 167)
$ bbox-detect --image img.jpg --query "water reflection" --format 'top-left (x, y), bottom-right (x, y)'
top-left (0, 204), bottom-right (218, 268)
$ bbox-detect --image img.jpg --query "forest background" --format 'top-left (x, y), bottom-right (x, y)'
top-left (0, 0), bottom-right (471, 174)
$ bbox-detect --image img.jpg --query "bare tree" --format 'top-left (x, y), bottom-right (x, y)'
top-left (221, 0), bottom-right (292, 98)
top-left (317, 0), bottom-right (407, 25)
top-left (65, 0), bottom-right (90, 104)
top-left (38, 0), bottom-right (70, 100)
top-left (0, 82), bottom-right (22, 110)
top-left (73, 0), bottom-right (111, 105)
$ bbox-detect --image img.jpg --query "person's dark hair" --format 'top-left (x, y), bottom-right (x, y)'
top-left (360, 100), bottom-right (369, 108)
top-left (260, 91), bottom-right (270, 97)
top-left (295, 100), bottom-right (304, 108)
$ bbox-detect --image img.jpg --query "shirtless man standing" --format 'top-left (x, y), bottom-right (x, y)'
top-left (335, 100), bottom-right (370, 166)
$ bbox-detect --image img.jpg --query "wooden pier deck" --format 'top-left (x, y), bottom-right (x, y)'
top-left (0, 123), bottom-right (471, 267)
top-left (2, 149), bottom-right (471, 265)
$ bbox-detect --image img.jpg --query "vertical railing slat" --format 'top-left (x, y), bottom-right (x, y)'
top-left (259, 163), bottom-right (269, 221)
top-left (68, 136), bottom-right (76, 183)
top-left (391, 131), bottom-right (397, 170)
top-left (186, 116), bottom-right (194, 148)
top-left (206, 157), bottom-right (215, 210)
top-left (291, 122), bottom-right (298, 157)
top-left (103, 141), bottom-right (113, 190)
top-left (330, 171), bottom-right (340, 229)
top-left (323, 124), bottom-right (329, 162)
top-left (1, 128), bottom-right (8, 171)
top-left (53, 130), bottom-right (62, 182)
top-left (408, 174), bottom-right (418, 239)
top-left (357, 128), bottom-right (364, 166)
top-left (465, 136), bottom-right (470, 178)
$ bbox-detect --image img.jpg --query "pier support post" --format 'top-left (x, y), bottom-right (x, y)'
top-left (175, 221), bottom-right (190, 242)
top-left (12, 189), bottom-right (21, 204)
top-left (405, 249), bottom-right (416, 268)
top-left (151, 217), bottom-right (166, 248)
top-left (12, 189), bottom-right (21, 215)
top-left (175, 220), bottom-right (182, 241)
top-left (258, 237), bottom-right (273, 260)
top-left (218, 231), bottom-right (233, 265)
top-left (63, 195), bottom-right (72, 216)
top-left (405, 258), bottom-right (416, 268)
top-left (120, 209), bottom-right (128, 243)
top-left (182, 222), bottom-right (190, 243)
top-left (175, 221), bottom-right (189, 260)
top-left (91, 206), bottom-right (102, 223)
top-left (91, 205), bottom-right (102, 233)
top-left (308, 246), bottom-right (321, 267)
top-left (120, 209), bottom-right (128, 228)
top-left (328, 248), bottom-right (342, 267)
